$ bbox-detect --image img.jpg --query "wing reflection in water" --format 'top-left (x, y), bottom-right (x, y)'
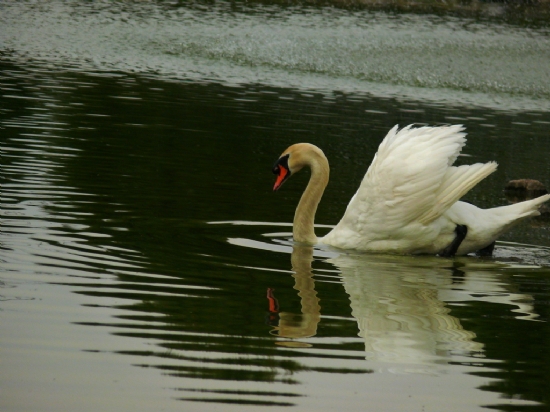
top-left (333, 253), bottom-right (484, 368)
top-left (270, 244), bottom-right (537, 371)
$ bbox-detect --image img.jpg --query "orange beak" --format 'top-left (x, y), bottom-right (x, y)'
top-left (273, 166), bottom-right (289, 191)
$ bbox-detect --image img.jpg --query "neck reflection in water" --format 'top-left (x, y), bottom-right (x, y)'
top-left (268, 246), bottom-right (321, 342)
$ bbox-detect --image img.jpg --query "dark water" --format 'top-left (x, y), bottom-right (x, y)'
top-left (2, 1), bottom-right (550, 411)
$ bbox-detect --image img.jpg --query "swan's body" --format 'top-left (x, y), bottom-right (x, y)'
top-left (272, 125), bottom-right (550, 256)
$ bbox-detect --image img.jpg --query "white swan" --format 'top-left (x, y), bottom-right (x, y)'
top-left (272, 124), bottom-right (550, 256)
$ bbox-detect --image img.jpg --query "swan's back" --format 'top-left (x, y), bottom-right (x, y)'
top-left (321, 125), bottom-right (497, 252)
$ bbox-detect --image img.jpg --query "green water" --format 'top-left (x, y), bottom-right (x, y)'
top-left (2, 1), bottom-right (550, 411)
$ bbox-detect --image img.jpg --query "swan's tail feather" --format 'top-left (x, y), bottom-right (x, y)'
top-left (419, 161), bottom-right (498, 224)
top-left (477, 193), bottom-right (550, 241)
top-left (493, 193), bottom-right (550, 221)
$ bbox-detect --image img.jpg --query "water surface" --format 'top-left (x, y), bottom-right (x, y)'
top-left (2, 1), bottom-right (550, 411)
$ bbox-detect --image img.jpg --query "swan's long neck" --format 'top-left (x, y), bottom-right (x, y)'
top-left (293, 152), bottom-right (329, 244)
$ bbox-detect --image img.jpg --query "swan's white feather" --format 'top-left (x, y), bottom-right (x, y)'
top-left (319, 125), bottom-right (549, 254)
top-left (419, 162), bottom-right (497, 224)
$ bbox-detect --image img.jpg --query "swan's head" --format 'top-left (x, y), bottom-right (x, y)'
top-left (272, 143), bottom-right (325, 191)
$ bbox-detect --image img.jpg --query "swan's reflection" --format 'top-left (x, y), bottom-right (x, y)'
top-left (333, 253), bottom-right (484, 366)
top-left (270, 244), bottom-right (537, 368)
top-left (268, 246), bottom-right (321, 341)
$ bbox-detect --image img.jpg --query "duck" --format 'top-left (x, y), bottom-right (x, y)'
top-left (272, 124), bottom-right (550, 256)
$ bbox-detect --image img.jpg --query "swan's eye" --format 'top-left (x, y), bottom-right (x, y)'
top-left (272, 154), bottom-right (290, 175)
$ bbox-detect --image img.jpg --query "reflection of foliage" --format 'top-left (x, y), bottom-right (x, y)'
top-left (459, 299), bottom-right (550, 410)
top-left (244, 0), bottom-right (550, 26)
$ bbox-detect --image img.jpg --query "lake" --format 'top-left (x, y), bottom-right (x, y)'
top-left (2, 1), bottom-right (550, 411)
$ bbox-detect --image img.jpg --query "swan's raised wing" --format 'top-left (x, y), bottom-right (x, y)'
top-left (329, 125), bottom-right (496, 242)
